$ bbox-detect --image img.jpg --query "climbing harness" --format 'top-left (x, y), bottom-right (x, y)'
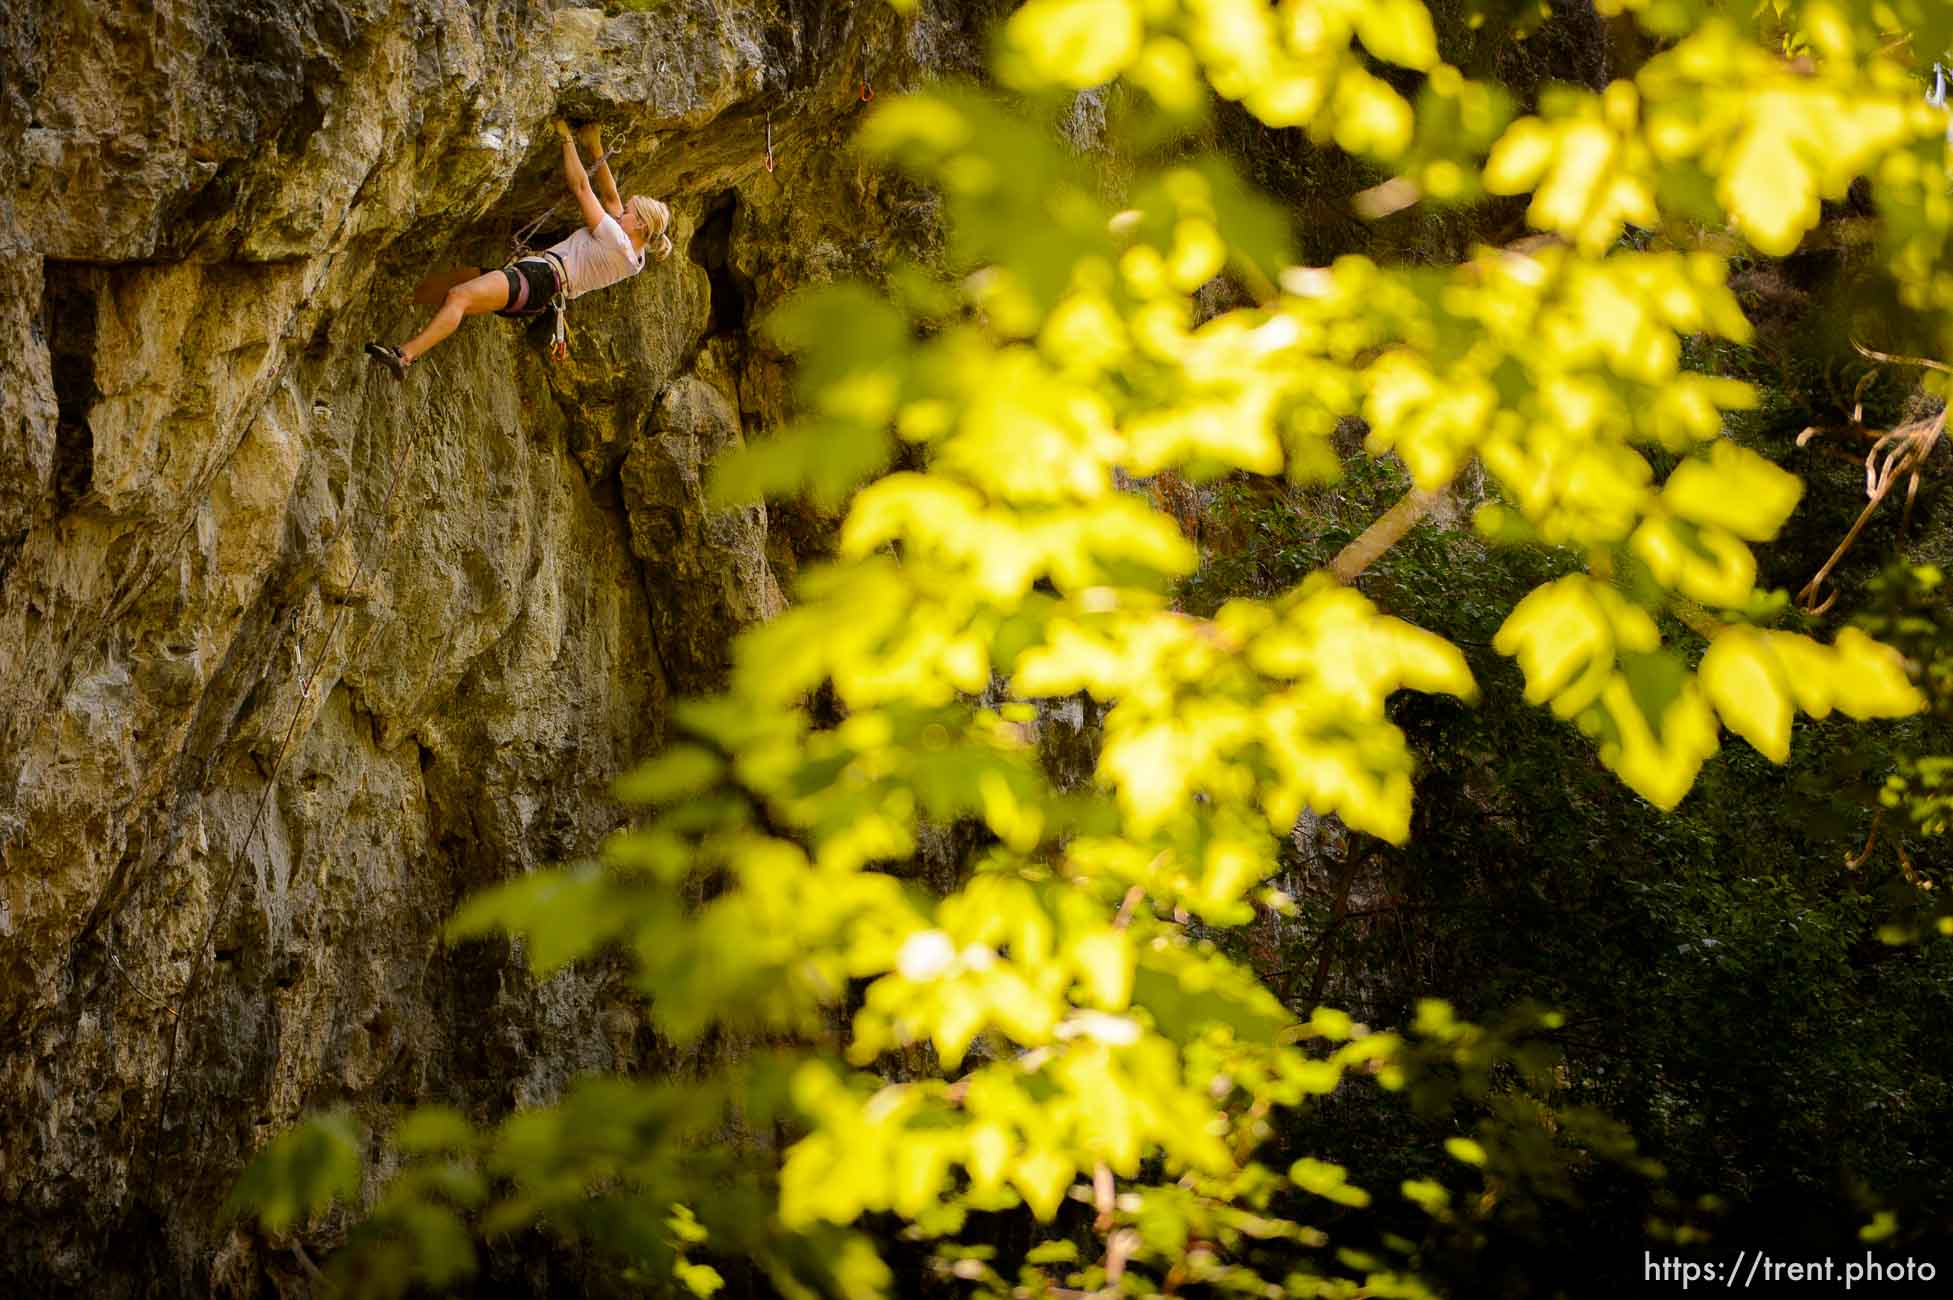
top-left (764, 110), bottom-right (776, 174)
top-left (504, 128), bottom-right (632, 361)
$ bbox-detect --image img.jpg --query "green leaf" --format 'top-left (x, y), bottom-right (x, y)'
top-left (445, 866), bottom-right (636, 976)
top-left (1132, 946), bottom-right (1290, 1046)
top-left (224, 1112), bottom-right (363, 1233)
top-left (1025, 1239), bottom-right (1080, 1265)
top-left (614, 746), bottom-right (725, 806)
top-left (396, 1200), bottom-right (477, 1286)
top-left (394, 1106), bottom-right (475, 1156)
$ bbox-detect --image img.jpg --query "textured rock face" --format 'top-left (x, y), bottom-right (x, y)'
top-left (0, 1), bottom-right (995, 1293)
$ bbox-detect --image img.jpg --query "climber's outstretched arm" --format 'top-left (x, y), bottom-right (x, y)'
top-left (577, 122), bottom-right (626, 220)
top-left (554, 119), bottom-right (609, 232)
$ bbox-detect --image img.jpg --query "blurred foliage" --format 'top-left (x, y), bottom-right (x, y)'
top-left (234, 0), bottom-right (1953, 1294)
top-left (1860, 563), bottom-right (1953, 841)
top-left (1172, 466), bottom-right (1952, 1282)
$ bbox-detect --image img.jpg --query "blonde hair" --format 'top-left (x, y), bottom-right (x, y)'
top-left (627, 195), bottom-right (673, 263)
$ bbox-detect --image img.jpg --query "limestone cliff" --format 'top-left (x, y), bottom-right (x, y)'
top-left (0, 2), bottom-right (996, 1293)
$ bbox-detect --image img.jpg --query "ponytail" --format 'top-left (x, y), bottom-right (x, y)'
top-left (626, 195), bottom-right (674, 263)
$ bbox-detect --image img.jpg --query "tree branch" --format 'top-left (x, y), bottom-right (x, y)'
top-left (1328, 483), bottom-right (1450, 584)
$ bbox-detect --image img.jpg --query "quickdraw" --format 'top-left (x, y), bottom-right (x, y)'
top-left (861, 70), bottom-right (875, 102)
top-left (543, 251), bottom-right (572, 362)
top-left (509, 126), bottom-right (631, 260)
top-left (509, 128), bottom-right (631, 362)
top-left (764, 110), bottom-right (776, 174)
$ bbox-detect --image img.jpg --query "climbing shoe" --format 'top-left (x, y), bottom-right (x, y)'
top-left (364, 342), bottom-right (410, 380)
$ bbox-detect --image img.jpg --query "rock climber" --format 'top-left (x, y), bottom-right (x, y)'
top-left (365, 120), bottom-right (672, 377)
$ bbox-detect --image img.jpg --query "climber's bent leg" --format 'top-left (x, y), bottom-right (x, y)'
top-left (396, 270), bottom-right (513, 364)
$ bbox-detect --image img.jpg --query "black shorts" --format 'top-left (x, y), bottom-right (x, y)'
top-left (495, 258), bottom-right (560, 318)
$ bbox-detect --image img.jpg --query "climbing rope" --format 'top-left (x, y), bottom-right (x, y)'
top-left (507, 203), bottom-right (560, 262)
top-left (508, 129), bottom-right (632, 260)
top-left (141, 372), bottom-right (430, 1200)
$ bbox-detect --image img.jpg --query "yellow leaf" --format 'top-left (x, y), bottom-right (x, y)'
top-left (1761, 630), bottom-right (1837, 719)
top-left (1720, 98), bottom-right (1816, 256)
top-left (1352, 0), bottom-right (1439, 71)
top-left (984, 966), bottom-right (1061, 1042)
top-left (1531, 123), bottom-right (1615, 248)
top-left (1630, 517), bottom-right (1756, 609)
top-left (1291, 1156), bottom-right (1372, 1207)
top-left (893, 1136), bottom-right (952, 1217)
top-left (1484, 118), bottom-right (1555, 194)
top-left (966, 1122), bottom-right (1014, 1192)
top-left (1829, 629), bottom-right (1927, 719)
top-left (1493, 576), bottom-right (1614, 715)
top-left (1130, 36), bottom-right (1204, 117)
top-left (933, 991), bottom-right (986, 1068)
top-left (1167, 218), bottom-right (1227, 291)
top-left (1195, 837), bottom-right (1270, 918)
top-left (1040, 292), bottom-right (1130, 375)
top-left (1333, 69), bottom-right (1416, 160)
top-left (1309, 1007), bottom-right (1354, 1041)
top-left (1100, 720), bottom-right (1191, 833)
top-left (1072, 929), bottom-right (1135, 1010)
top-left (1698, 629), bottom-right (1793, 763)
top-left (1597, 672), bottom-right (1720, 811)
top-left (1013, 1147), bottom-right (1075, 1220)
top-left (1661, 442), bottom-right (1803, 542)
top-left (1005, 0), bottom-right (1142, 89)
top-left (1374, 618), bottom-right (1479, 703)
top-left (854, 96), bottom-right (972, 159)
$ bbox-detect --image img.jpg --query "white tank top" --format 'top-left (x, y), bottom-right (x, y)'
top-left (545, 214), bottom-right (645, 300)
